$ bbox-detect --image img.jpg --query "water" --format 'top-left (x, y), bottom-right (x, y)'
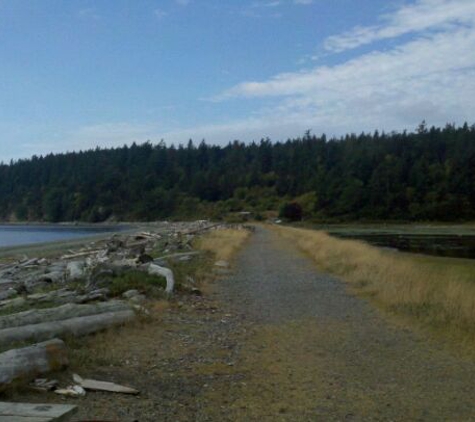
top-left (331, 232), bottom-right (475, 260)
top-left (0, 225), bottom-right (123, 248)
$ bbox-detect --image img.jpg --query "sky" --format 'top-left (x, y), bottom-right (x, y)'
top-left (1, 0), bottom-right (475, 161)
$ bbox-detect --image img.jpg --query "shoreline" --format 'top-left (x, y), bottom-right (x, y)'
top-left (0, 225), bottom-right (140, 259)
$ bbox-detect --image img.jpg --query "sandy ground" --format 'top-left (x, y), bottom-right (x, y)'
top-left (7, 226), bottom-right (475, 421)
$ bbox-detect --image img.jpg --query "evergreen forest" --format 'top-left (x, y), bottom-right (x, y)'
top-left (1, 122), bottom-right (474, 223)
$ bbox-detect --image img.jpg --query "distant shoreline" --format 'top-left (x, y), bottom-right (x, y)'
top-left (0, 223), bottom-right (138, 259)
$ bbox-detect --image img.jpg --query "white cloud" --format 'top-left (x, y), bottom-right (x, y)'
top-left (324, 0), bottom-right (475, 52)
top-left (24, 0), bottom-right (475, 155)
top-left (154, 8), bottom-right (168, 19)
top-left (77, 8), bottom-right (100, 20)
top-left (204, 1), bottom-right (475, 141)
top-left (26, 123), bottom-right (160, 157)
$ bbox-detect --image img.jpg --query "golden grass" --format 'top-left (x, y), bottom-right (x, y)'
top-left (196, 228), bottom-right (251, 262)
top-left (271, 225), bottom-right (475, 345)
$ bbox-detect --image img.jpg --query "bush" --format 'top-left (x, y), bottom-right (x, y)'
top-left (279, 202), bottom-right (303, 221)
top-left (106, 270), bottom-right (166, 298)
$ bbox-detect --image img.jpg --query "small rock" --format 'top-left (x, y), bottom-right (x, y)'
top-left (190, 288), bottom-right (202, 296)
top-left (214, 260), bottom-right (229, 268)
top-left (122, 289), bottom-right (141, 299)
top-left (128, 294), bottom-right (147, 305)
top-left (39, 271), bottom-right (64, 284)
top-left (55, 385), bottom-right (86, 397)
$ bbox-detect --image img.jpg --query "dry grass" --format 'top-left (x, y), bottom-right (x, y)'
top-left (196, 228), bottom-right (251, 262)
top-left (271, 224), bottom-right (475, 345)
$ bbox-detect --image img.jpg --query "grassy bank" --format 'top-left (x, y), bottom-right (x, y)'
top-left (195, 228), bottom-right (251, 262)
top-left (271, 224), bottom-right (475, 348)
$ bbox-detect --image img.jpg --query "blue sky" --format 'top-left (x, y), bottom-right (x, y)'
top-left (1, 0), bottom-right (475, 161)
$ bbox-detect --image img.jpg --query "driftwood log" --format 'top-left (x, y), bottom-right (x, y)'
top-left (148, 263), bottom-right (175, 294)
top-left (0, 310), bottom-right (135, 346)
top-left (0, 301), bottom-right (130, 330)
top-left (0, 401), bottom-right (77, 420)
top-left (0, 339), bottom-right (68, 389)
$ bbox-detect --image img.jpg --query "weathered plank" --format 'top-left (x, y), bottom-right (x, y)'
top-left (0, 402), bottom-right (77, 421)
top-left (73, 373), bottom-right (139, 394)
top-left (0, 416), bottom-right (52, 421)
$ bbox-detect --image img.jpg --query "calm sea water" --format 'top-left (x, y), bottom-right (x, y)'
top-left (0, 225), bottom-right (121, 248)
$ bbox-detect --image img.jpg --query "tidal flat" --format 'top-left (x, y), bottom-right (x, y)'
top-left (301, 223), bottom-right (475, 259)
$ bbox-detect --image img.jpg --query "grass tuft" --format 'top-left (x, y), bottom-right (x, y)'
top-left (105, 270), bottom-right (166, 298)
top-left (196, 228), bottom-right (250, 262)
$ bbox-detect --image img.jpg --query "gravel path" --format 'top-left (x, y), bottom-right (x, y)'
top-left (208, 226), bottom-right (475, 421)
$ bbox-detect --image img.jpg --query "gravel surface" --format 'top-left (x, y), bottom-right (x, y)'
top-left (210, 226), bottom-right (475, 420)
top-left (8, 226), bottom-right (475, 421)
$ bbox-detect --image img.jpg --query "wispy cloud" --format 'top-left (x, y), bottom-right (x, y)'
top-left (77, 7), bottom-right (100, 20)
top-left (201, 0), bottom-right (475, 141)
top-left (324, 0), bottom-right (475, 52)
top-left (294, 0), bottom-right (313, 5)
top-left (43, 0), bottom-right (475, 151)
top-left (154, 8), bottom-right (168, 19)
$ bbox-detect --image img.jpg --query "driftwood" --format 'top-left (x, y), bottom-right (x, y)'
top-left (0, 310), bottom-right (135, 346)
top-left (0, 401), bottom-right (77, 421)
top-left (61, 249), bottom-right (102, 259)
top-left (0, 301), bottom-right (130, 330)
top-left (0, 339), bottom-right (68, 389)
top-left (73, 373), bottom-right (139, 394)
top-left (148, 264), bottom-right (175, 294)
top-left (182, 223), bottom-right (219, 235)
top-left (154, 251), bottom-right (200, 263)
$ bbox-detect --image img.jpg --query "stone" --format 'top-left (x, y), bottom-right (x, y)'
top-left (214, 260), bottom-right (230, 268)
top-left (128, 294), bottom-right (146, 305)
top-left (39, 271), bottom-right (64, 284)
top-left (122, 289), bottom-right (140, 299)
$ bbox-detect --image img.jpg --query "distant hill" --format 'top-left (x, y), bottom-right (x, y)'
top-left (1, 122), bottom-right (474, 222)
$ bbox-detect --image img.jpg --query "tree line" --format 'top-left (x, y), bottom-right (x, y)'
top-left (0, 122), bottom-right (474, 222)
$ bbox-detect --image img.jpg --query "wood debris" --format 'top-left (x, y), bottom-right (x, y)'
top-left (73, 373), bottom-right (139, 394)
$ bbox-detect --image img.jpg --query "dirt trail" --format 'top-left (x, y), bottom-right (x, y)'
top-left (203, 226), bottom-right (475, 420)
top-left (9, 226), bottom-right (475, 421)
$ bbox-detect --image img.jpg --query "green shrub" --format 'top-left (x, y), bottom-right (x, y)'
top-left (107, 270), bottom-right (166, 298)
top-left (279, 202), bottom-right (303, 221)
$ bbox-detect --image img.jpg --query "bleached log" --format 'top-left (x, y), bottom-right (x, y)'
top-left (153, 251), bottom-right (200, 262)
top-left (0, 310), bottom-right (135, 346)
top-left (0, 301), bottom-right (130, 330)
top-left (148, 264), bottom-right (175, 294)
top-left (61, 249), bottom-right (102, 259)
top-left (0, 339), bottom-right (68, 389)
